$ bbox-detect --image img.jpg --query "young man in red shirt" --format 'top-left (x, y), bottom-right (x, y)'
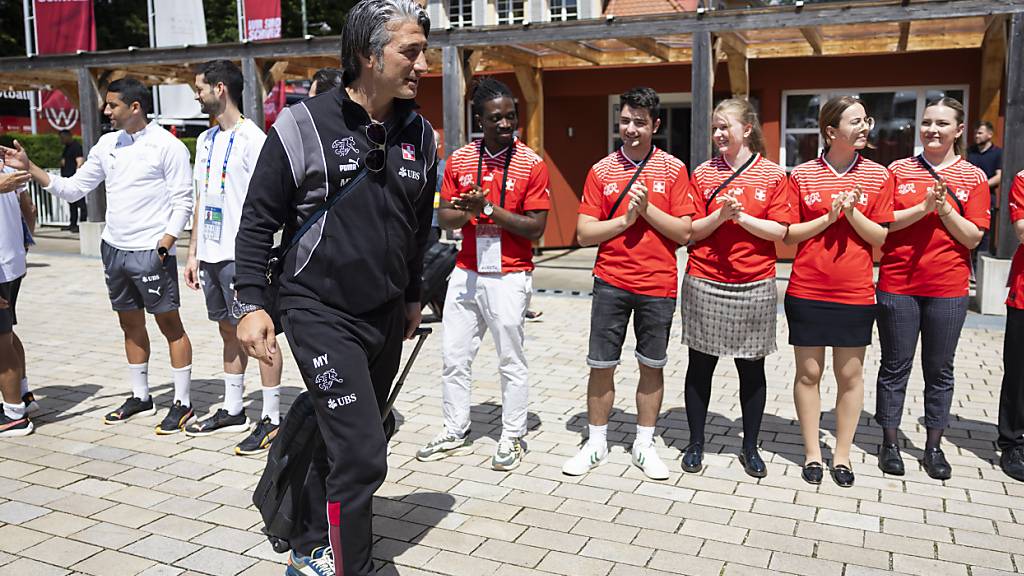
top-left (563, 87), bottom-right (695, 480)
top-left (416, 78), bottom-right (550, 470)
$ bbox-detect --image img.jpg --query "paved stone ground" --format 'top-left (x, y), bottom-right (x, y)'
top-left (1, 246), bottom-right (1021, 575)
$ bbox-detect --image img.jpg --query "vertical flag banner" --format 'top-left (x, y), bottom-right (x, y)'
top-left (33, 0), bottom-right (97, 133)
top-left (153, 0), bottom-right (208, 120)
top-left (244, 0), bottom-right (282, 41)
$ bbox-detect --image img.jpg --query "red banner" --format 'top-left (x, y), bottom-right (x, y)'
top-left (244, 0), bottom-right (282, 41)
top-left (33, 0), bottom-right (96, 134)
top-left (33, 0), bottom-right (97, 55)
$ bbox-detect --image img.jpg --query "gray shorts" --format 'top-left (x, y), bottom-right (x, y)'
top-left (100, 241), bottom-right (180, 315)
top-left (0, 277), bottom-right (22, 335)
top-left (587, 276), bottom-right (675, 369)
top-left (200, 260), bottom-right (237, 324)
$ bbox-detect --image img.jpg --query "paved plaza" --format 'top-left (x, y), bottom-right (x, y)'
top-left (0, 239), bottom-right (1021, 575)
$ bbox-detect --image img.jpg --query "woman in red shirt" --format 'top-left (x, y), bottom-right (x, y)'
top-left (1000, 170), bottom-right (1024, 483)
top-left (785, 96), bottom-right (894, 487)
top-left (875, 97), bottom-right (989, 481)
top-left (681, 98), bottom-right (794, 478)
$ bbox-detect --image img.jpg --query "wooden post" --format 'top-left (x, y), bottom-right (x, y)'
top-left (442, 45), bottom-right (467, 158)
top-left (76, 66), bottom-right (105, 221)
top-left (513, 65), bottom-right (544, 155)
top-left (690, 30), bottom-right (713, 169)
top-left (997, 12), bottom-right (1023, 259)
top-left (241, 57), bottom-right (265, 131)
top-left (979, 16), bottom-right (1007, 137)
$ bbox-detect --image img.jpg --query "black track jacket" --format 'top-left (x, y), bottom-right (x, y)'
top-left (234, 88), bottom-right (437, 317)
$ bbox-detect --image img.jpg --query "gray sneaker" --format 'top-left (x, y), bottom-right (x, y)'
top-left (416, 430), bottom-right (472, 462)
top-left (492, 437), bottom-right (526, 471)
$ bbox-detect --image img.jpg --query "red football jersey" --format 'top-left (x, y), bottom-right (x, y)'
top-left (579, 147), bottom-right (696, 298)
top-left (687, 154), bottom-right (796, 284)
top-left (441, 139), bottom-right (551, 273)
top-left (1006, 172), bottom-right (1024, 309)
top-left (787, 155), bottom-right (895, 306)
top-left (879, 157), bottom-right (991, 297)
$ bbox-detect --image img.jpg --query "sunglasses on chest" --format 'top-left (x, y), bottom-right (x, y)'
top-left (365, 121), bottom-right (387, 173)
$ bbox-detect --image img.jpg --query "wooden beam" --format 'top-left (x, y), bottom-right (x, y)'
top-left (618, 37), bottom-right (670, 62)
top-left (241, 57), bottom-right (265, 130)
top-left (980, 15), bottom-right (1008, 133)
top-left (717, 31), bottom-right (748, 55)
top-left (725, 47), bottom-right (749, 98)
top-left (442, 46), bottom-right (468, 157)
top-left (76, 66), bottom-right (105, 221)
top-left (997, 12), bottom-right (1023, 258)
top-left (543, 41), bottom-right (605, 65)
top-left (263, 60), bottom-right (290, 94)
top-left (513, 65), bottom-right (544, 154)
top-left (462, 49), bottom-right (479, 101)
top-left (482, 46), bottom-right (541, 68)
top-left (691, 30), bottom-right (714, 168)
top-left (800, 26), bottom-right (824, 55)
top-left (897, 21), bottom-right (911, 51)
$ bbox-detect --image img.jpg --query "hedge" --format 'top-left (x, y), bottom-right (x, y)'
top-left (0, 133), bottom-right (198, 168)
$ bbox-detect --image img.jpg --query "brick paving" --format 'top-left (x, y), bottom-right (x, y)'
top-left (1, 248), bottom-right (1021, 575)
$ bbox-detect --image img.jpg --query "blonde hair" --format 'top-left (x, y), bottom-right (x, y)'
top-left (713, 98), bottom-right (767, 156)
top-left (819, 95), bottom-right (866, 151)
top-left (924, 97), bottom-right (966, 155)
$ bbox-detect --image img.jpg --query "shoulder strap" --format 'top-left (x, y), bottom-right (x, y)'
top-left (606, 147), bottom-right (654, 220)
top-left (916, 155), bottom-right (964, 215)
top-left (281, 110), bottom-right (420, 255)
top-left (705, 153), bottom-right (758, 211)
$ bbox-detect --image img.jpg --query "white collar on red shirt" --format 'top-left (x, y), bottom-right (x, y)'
top-left (618, 145), bottom-right (656, 168)
top-left (480, 137), bottom-right (516, 159)
top-left (921, 154), bottom-right (961, 172)
top-left (821, 152), bottom-right (860, 178)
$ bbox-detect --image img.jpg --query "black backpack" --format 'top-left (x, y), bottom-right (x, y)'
top-left (251, 391), bottom-right (319, 553)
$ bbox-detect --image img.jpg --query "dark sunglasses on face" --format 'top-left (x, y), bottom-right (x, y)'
top-left (365, 121), bottom-right (387, 172)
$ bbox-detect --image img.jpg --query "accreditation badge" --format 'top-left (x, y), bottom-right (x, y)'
top-left (475, 223), bottom-right (502, 274)
top-left (203, 194), bottom-right (225, 243)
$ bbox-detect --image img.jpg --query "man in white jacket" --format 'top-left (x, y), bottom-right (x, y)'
top-left (2, 77), bottom-right (196, 434)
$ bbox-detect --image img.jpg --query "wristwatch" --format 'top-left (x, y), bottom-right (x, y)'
top-left (481, 201), bottom-right (494, 217)
top-left (157, 246), bottom-right (170, 259)
top-left (231, 298), bottom-right (264, 320)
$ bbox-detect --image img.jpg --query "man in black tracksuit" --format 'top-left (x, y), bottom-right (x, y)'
top-left (232, 2), bottom-right (435, 573)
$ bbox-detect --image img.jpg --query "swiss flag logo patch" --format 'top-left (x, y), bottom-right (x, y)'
top-left (401, 143), bottom-right (416, 161)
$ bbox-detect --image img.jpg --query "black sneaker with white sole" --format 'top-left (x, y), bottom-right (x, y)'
top-left (0, 411), bottom-right (33, 437)
top-left (185, 409), bottom-right (250, 437)
top-left (235, 416), bottom-right (279, 455)
top-left (104, 396), bottom-right (156, 424)
top-left (155, 401), bottom-right (194, 435)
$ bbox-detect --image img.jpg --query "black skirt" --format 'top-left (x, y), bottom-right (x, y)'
top-left (784, 294), bottom-right (876, 347)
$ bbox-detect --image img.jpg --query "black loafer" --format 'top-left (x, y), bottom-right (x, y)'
top-left (739, 447), bottom-right (767, 478)
top-left (831, 464), bottom-right (855, 487)
top-left (1001, 446), bottom-right (1024, 482)
top-left (681, 443), bottom-right (704, 473)
top-left (921, 447), bottom-right (952, 480)
top-left (878, 442), bottom-right (905, 476)
top-left (801, 461), bottom-right (823, 485)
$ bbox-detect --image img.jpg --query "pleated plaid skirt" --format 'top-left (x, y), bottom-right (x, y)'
top-left (681, 274), bottom-right (778, 359)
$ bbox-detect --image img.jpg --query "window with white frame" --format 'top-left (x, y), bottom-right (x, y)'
top-left (448, 0), bottom-right (473, 27)
top-left (497, 0), bottom-right (525, 24)
top-left (609, 93), bottom-right (692, 163)
top-left (550, 0), bottom-right (578, 21)
top-left (781, 86), bottom-right (968, 170)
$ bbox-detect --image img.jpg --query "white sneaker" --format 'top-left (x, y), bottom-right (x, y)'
top-left (562, 441), bottom-right (608, 476)
top-left (632, 441), bottom-right (670, 480)
top-left (416, 430), bottom-right (472, 461)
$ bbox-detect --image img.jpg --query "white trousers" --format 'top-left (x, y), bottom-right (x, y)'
top-left (441, 267), bottom-right (532, 439)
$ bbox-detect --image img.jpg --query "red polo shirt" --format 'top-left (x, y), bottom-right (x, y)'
top-left (1006, 171), bottom-right (1024, 309)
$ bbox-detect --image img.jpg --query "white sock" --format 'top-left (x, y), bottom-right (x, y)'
top-left (588, 424), bottom-right (608, 453)
top-left (262, 387), bottom-right (281, 425)
top-left (223, 373), bottom-right (245, 416)
top-left (172, 365), bottom-right (192, 407)
top-left (635, 425), bottom-right (655, 447)
top-left (4, 402), bottom-right (25, 419)
top-left (129, 363), bottom-right (150, 401)
top-left (19, 377), bottom-right (29, 397)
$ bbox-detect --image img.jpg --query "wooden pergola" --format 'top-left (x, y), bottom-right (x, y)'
top-left (0, 0), bottom-right (1021, 254)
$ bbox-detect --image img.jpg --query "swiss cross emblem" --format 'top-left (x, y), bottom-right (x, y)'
top-left (506, 177), bottom-right (516, 191)
top-left (604, 183), bottom-right (618, 196)
top-left (754, 189), bottom-right (766, 201)
top-left (652, 181), bottom-right (666, 194)
top-left (401, 143), bottom-right (416, 161)
top-left (956, 189), bottom-right (969, 202)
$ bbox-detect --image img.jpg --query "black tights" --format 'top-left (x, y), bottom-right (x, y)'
top-left (684, 348), bottom-right (767, 451)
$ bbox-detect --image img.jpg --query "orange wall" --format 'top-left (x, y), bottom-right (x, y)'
top-left (418, 48), bottom-right (988, 249)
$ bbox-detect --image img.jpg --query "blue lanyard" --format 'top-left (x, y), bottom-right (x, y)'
top-left (204, 120), bottom-right (241, 195)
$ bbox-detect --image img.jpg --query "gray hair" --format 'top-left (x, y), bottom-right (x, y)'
top-left (341, 0), bottom-right (430, 86)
